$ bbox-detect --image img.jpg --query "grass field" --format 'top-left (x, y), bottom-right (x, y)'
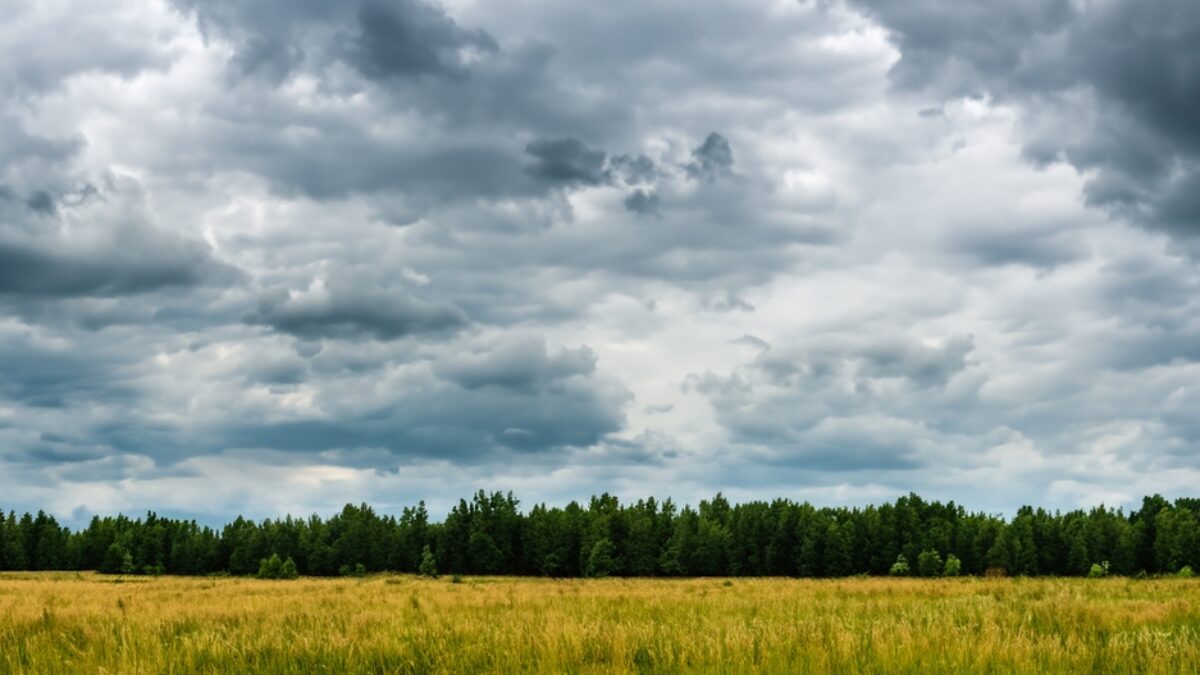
top-left (1, 573), bottom-right (1198, 673)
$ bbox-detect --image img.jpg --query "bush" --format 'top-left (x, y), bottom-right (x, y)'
top-left (1087, 563), bottom-right (1106, 578)
top-left (450, 574), bottom-right (463, 584)
top-left (917, 549), bottom-right (944, 577)
top-left (257, 554), bottom-right (283, 579)
top-left (280, 557), bottom-right (299, 580)
top-left (338, 563), bottom-right (368, 578)
top-left (1178, 566), bottom-right (1195, 578)
top-left (943, 554), bottom-right (962, 577)
top-left (889, 554), bottom-right (910, 577)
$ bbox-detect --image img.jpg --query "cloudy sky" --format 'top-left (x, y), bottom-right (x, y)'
top-left (2, 0), bottom-right (1198, 524)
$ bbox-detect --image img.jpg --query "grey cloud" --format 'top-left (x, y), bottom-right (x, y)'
top-left (611, 154), bottom-right (657, 184)
top-left (855, 335), bottom-right (974, 388)
top-left (174, 0), bottom-right (496, 83)
top-left (762, 418), bottom-right (925, 472)
top-left (0, 234), bottom-right (238, 299)
top-left (0, 333), bottom-right (138, 409)
top-left (0, 119), bottom-right (80, 172)
top-left (225, 338), bottom-right (627, 458)
top-left (950, 226), bottom-right (1084, 269)
top-left (623, 189), bottom-right (660, 215)
top-left (245, 282), bottom-right (469, 341)
top-left (229, 37), bottom-right (305, 83)
top-left (687, 334), bottom-right (979, 472)
top-left (245, 355), bottom-right (309, 386)
top-left (24, 190), bottom-right (55, 215)
top-left (1, 1), bottom-right (170, 95)
top-left (848, 0), bottom-right (1200, 239)
top-left (9, 0), bottom-right (1199, 519)
top-left (730, 334), bottom-right (771, 351)
top-left (524, 137), bottom-right (611, 186)
top-left (433, 338), bottom-right (596, 392)
top-left (685, 132), bottom-right (734, 181)
top-left (348, 1), bottom-right (498, 80)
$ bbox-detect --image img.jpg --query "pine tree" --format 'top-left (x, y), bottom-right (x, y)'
top-left (1068, 532), bottom-right (1090, 576)
top-left (823, 522), bottom-right (852, 577)
top-left (419, 545), bottom-right (438, 578)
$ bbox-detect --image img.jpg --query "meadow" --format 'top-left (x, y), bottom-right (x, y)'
top-left (1, 573), bottom-right (1198, 674)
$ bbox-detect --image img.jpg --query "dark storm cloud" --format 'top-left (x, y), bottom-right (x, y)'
top-left (685, 132), bottom-right (734, 181)
top-left (0, 180), bottom-right (239, 300)
top-left (164, 0), bottom-right (624, 207)
top-left (24, 190), bottom-right (55, 215)
top-left (950, 226), bottom-right (1084, 269)
top-left (524, 137), bottom-right (611, 186)
top-left (10, 0), bottom-right (1199, 519)
top-left (172, 0), bottom-right (496, 82)
top-left (226, 339), bottom-right (628, 458)
top-left (847, 0), bottom-right (1200, 239)
top-left (348, 1), bottom-right (498, 80)
top-left (611, 154), bottom-right (657, 184)
top-left (244, 283), bottom-right (469, 341)
top-left (623, 189), bottom-right (661, 215)
top-left (855, 335), bottom-right (974, 388)
top-left (433, 338), bottom-right (596, 392)
top-left (0, 334), bottom-right (138, 409)
top-left (0, 233), bottom-right (238, 299)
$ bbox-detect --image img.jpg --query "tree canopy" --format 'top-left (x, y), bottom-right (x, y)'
top-left (0, 492), bottom-right (1196, 578)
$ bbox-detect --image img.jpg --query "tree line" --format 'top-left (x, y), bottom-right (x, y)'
top-left (1, 492), bottom-right (1197, 578)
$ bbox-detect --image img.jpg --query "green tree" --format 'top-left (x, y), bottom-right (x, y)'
top-left (419, 545), bottom-right (438, 578)
top-left (280, 556), bottom-right (299, 580)
top-left (0, 512), bottom-right (27, 571)
top-left (889, 554), bottom-right (910, 576)
top-left (585, 538), bottom-right (617, 578)
top-left (100, 542), bottom-right (127, 575)
top-left (823, 522), bottom-right (853, 577)
top-left (917, 549), bottom-right (943, 577)
top-left (467, 531), bottom-right (503, 574)
top-left (1155, 507), bottom-right (1199, 574)
top-left (257, 553), bottom-right (283, 579)
top-left (943, 554), bottom-right (962, 577)
top-left (1067, 531), bottom-right (1090, 576)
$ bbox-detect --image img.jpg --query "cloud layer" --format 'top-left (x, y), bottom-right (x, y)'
top-left (1, 0), bottom-right (1198, 523)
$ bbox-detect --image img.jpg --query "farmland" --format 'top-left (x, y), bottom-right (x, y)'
top-left (2, 573), bottom-right (1198, 673)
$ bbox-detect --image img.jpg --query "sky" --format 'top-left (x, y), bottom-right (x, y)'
top-left (2, 0), bottom-right (1199, 525)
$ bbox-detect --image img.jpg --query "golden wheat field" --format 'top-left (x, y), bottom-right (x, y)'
top-left (1, 573), bottom-right (1198, 674)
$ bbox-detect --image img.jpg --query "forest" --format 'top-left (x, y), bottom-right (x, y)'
top-left (1, 492), bottom-right (1198, 578)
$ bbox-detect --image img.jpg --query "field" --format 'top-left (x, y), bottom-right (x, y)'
top-left (1, 574), bottom-right (1199, 673)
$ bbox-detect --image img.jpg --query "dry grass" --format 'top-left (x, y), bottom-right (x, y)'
top-left (1, 573), bottom-right (1198, 673)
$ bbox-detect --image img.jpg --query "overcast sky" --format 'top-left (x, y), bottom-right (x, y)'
top-left (2, 0), bottom-right (1199, 524)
